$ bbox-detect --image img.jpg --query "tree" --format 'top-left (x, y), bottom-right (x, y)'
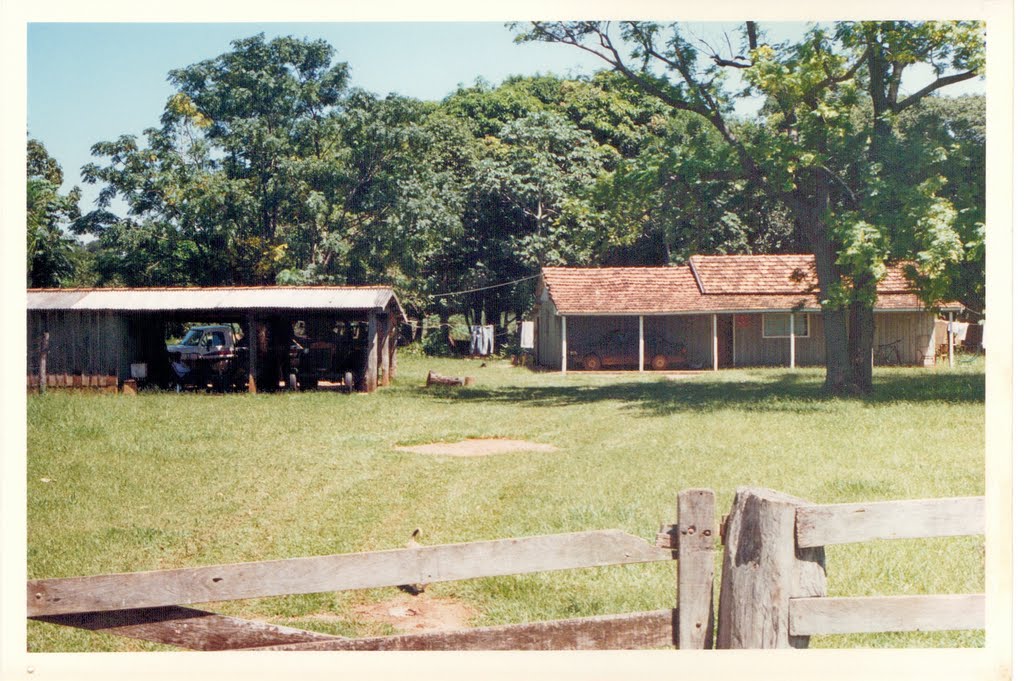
top-left (515, 21), bottom-right (984, 393)
top-left (165, 33), bottom-right (351, 283)
top-left (27, 139), bottom-right (84, 287)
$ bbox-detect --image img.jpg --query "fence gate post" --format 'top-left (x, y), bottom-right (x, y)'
top-left (716, 487), bottom-right (825, 648)
top-left (676, 489), bottom-right (716, 649)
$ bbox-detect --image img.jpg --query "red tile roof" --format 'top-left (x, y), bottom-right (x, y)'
top-left (541, 266), bottom-right (704, 315)
top-left (541, 255), bottom-right (957, 314)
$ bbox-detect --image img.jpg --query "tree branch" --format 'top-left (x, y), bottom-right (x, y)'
top-left (746, 22), bottom-right (758, 51)
top-left (894, 69), bottom-right (978, 113)
top-left (806, 48), bottom-right (869, 104)
top-left (527, 22), bottom-right (704, 116)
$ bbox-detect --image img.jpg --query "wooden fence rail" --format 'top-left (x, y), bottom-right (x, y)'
top-left (27, 486), bottom-right (985, 650)
top-left (716, 487), bottom-right (985, 648)
top-left (28, 489), bottom-right (715, 651)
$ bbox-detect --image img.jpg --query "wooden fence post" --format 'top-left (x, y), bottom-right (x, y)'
top-left (676, 489), bottom-right (716, 649)
top-left (39, 331), bottom-right (49, 394)
top-left (716, 487), bottom-right (826, 649)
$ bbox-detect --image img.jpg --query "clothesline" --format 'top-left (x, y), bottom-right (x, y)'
top-left (424, 274), bottom-right (541, 299)
top-left (401, 320), bottom-right (513, 337)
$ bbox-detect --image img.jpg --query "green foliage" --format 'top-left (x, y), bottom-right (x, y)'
top-left (69, 26), bottom-right (983, 367)
top-left (516, 20), bottom-right (985, 392)
top-left (26, 139), bottom-right (85, 287)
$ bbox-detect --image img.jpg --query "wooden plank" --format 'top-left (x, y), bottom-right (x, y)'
top-left (28, 530), bottom-right (672, 617)
top-left (716, 487), bottom-right (826, 649)
top-left (795, 497), bottom-right (984, 548)
top-left (39, 331), bottom-right (49, 394)
top-left (676, 489), bottom-right (715, 649)
top-left (32, 606), bottom-right (342, 651)
top-left (789, 594), bottom-right (985, 636)
top-left (258, 609), bottom-right (675, 651)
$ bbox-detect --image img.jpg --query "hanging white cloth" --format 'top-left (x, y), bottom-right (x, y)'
top-left (519, 321), bottom-right (535, 349)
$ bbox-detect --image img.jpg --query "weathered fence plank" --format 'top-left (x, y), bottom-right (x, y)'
top-left (676, 489), bottom-right (715, 649)
top-left (789, 594), bottom-right (985, 636)
top-left (716, 488), bottom-right (826, 649)
top-left (795, 497), bottom-right (984, 548)
top-left (39, 331), bottom-right (49, 394)
top-left (28, 530), bottom-right (671, 617)
top-left (258, 609), bottom-right (675, 651)
top-left (32, 606), bottom-right (342, 651)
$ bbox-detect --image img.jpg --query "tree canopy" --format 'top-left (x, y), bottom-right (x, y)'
top-left (32, 26), bottom-right (984, 381)
top-left (515, 20), bottom-right (984, 393)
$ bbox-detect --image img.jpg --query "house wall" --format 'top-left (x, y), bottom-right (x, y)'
top-left (535, 297), bottom-right (562, 368)
top-left (732, 313), bottom-right (817, 367)
top-left (535, 313), bottom-right (715, 369)
top-left (874, 311), bottom-right (938, 366)
top-left (534, 306), bottom-right (938, 370)
top-left (731, 312), bottom-right (829, 367)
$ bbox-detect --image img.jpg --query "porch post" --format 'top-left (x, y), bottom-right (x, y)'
top-left (947, 311), bottom-right (955, 368)
top-left (789, 313), bottom-right (796, 369)
top-left (638, 315), bottom-right (645, 372)
top-left (560, 315), bottom-right (567, 374)
top-left (712, 314), bottom-right (719, 371)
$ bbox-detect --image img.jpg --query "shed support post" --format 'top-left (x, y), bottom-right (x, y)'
top-left (246, 314), bottom-right (257, 394)
top-left (388, 312), bottom-right (398, 380)
top-left (717, 488), bottom-right (826, 648)
top-left (365, 313), bottom-right (379, 393)
top-left (378, 314), bottom-right (390, 387)
top-left (789, 313), bottom-right (796, 369)
top-left (560, 316), bottom-right (567, 374)
top-left (638, 315), bottom-right (645, 372)
top-left (947, 311), bottom-right (955, 368)
top-left (712, 314), bottom-right (718, 371)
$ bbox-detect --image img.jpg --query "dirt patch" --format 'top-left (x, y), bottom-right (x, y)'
top-left (353, 593), bottom-right (476, 633)
top-left (396, 438), bottom-right (557, 457)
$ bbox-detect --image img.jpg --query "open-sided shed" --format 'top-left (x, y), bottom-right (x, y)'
top-left (26, 286), bottom-right (406, 393)
top-left (534, 255), bottom-right (963, 372)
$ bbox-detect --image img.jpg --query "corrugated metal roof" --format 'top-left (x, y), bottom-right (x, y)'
top-left (27, 286), bottom-right (405, 318)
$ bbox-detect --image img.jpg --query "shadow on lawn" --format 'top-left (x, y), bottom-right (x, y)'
top-left (440, 371), bottom-right (984, 416)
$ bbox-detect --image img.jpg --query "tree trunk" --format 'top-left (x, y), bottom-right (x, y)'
top-left (789, 170), bottom-right (851, 395)
top-left (848, 298), bottom-right (875, 393)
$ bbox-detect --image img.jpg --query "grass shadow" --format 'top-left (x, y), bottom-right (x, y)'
top-left (435, 369), bottom-right (984, 417)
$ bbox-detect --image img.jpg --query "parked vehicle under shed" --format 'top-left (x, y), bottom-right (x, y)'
top-left (26, 286), bottom-right (406, 394)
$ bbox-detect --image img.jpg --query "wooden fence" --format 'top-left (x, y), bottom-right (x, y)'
top-left (26, 487), bottom-right (983, 651)
top-left (716, 488), bottom-right (985, 648)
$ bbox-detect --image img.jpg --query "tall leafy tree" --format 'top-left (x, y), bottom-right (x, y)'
top-left (165, 33), bottom-right (351, 283)
top-left (27, 139), bottom-right (84, 287)
top-left (515, 21), bottom-right (984, 393)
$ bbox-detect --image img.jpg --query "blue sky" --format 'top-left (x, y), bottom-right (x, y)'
top-left (27, 22), bottom-right (984, 212)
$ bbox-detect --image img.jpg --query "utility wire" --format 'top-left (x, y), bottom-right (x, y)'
top-left (425, 274), bottom-right (540, 299)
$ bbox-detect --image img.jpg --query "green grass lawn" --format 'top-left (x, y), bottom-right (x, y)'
top-left (26, 352), bottom-right (985, 651)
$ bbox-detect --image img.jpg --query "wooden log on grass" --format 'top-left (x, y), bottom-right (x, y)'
top-left (716, 487), bottom-right (826, 649)
top-left (426, 370), bottom-right (474, 387)
top-left (258, 609), bottom-right (675, 651)
top-left (32, 606), bottom-right (342, 651)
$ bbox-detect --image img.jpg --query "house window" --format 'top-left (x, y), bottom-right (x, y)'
top-left (763, 313), bottom-right (809, 338)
